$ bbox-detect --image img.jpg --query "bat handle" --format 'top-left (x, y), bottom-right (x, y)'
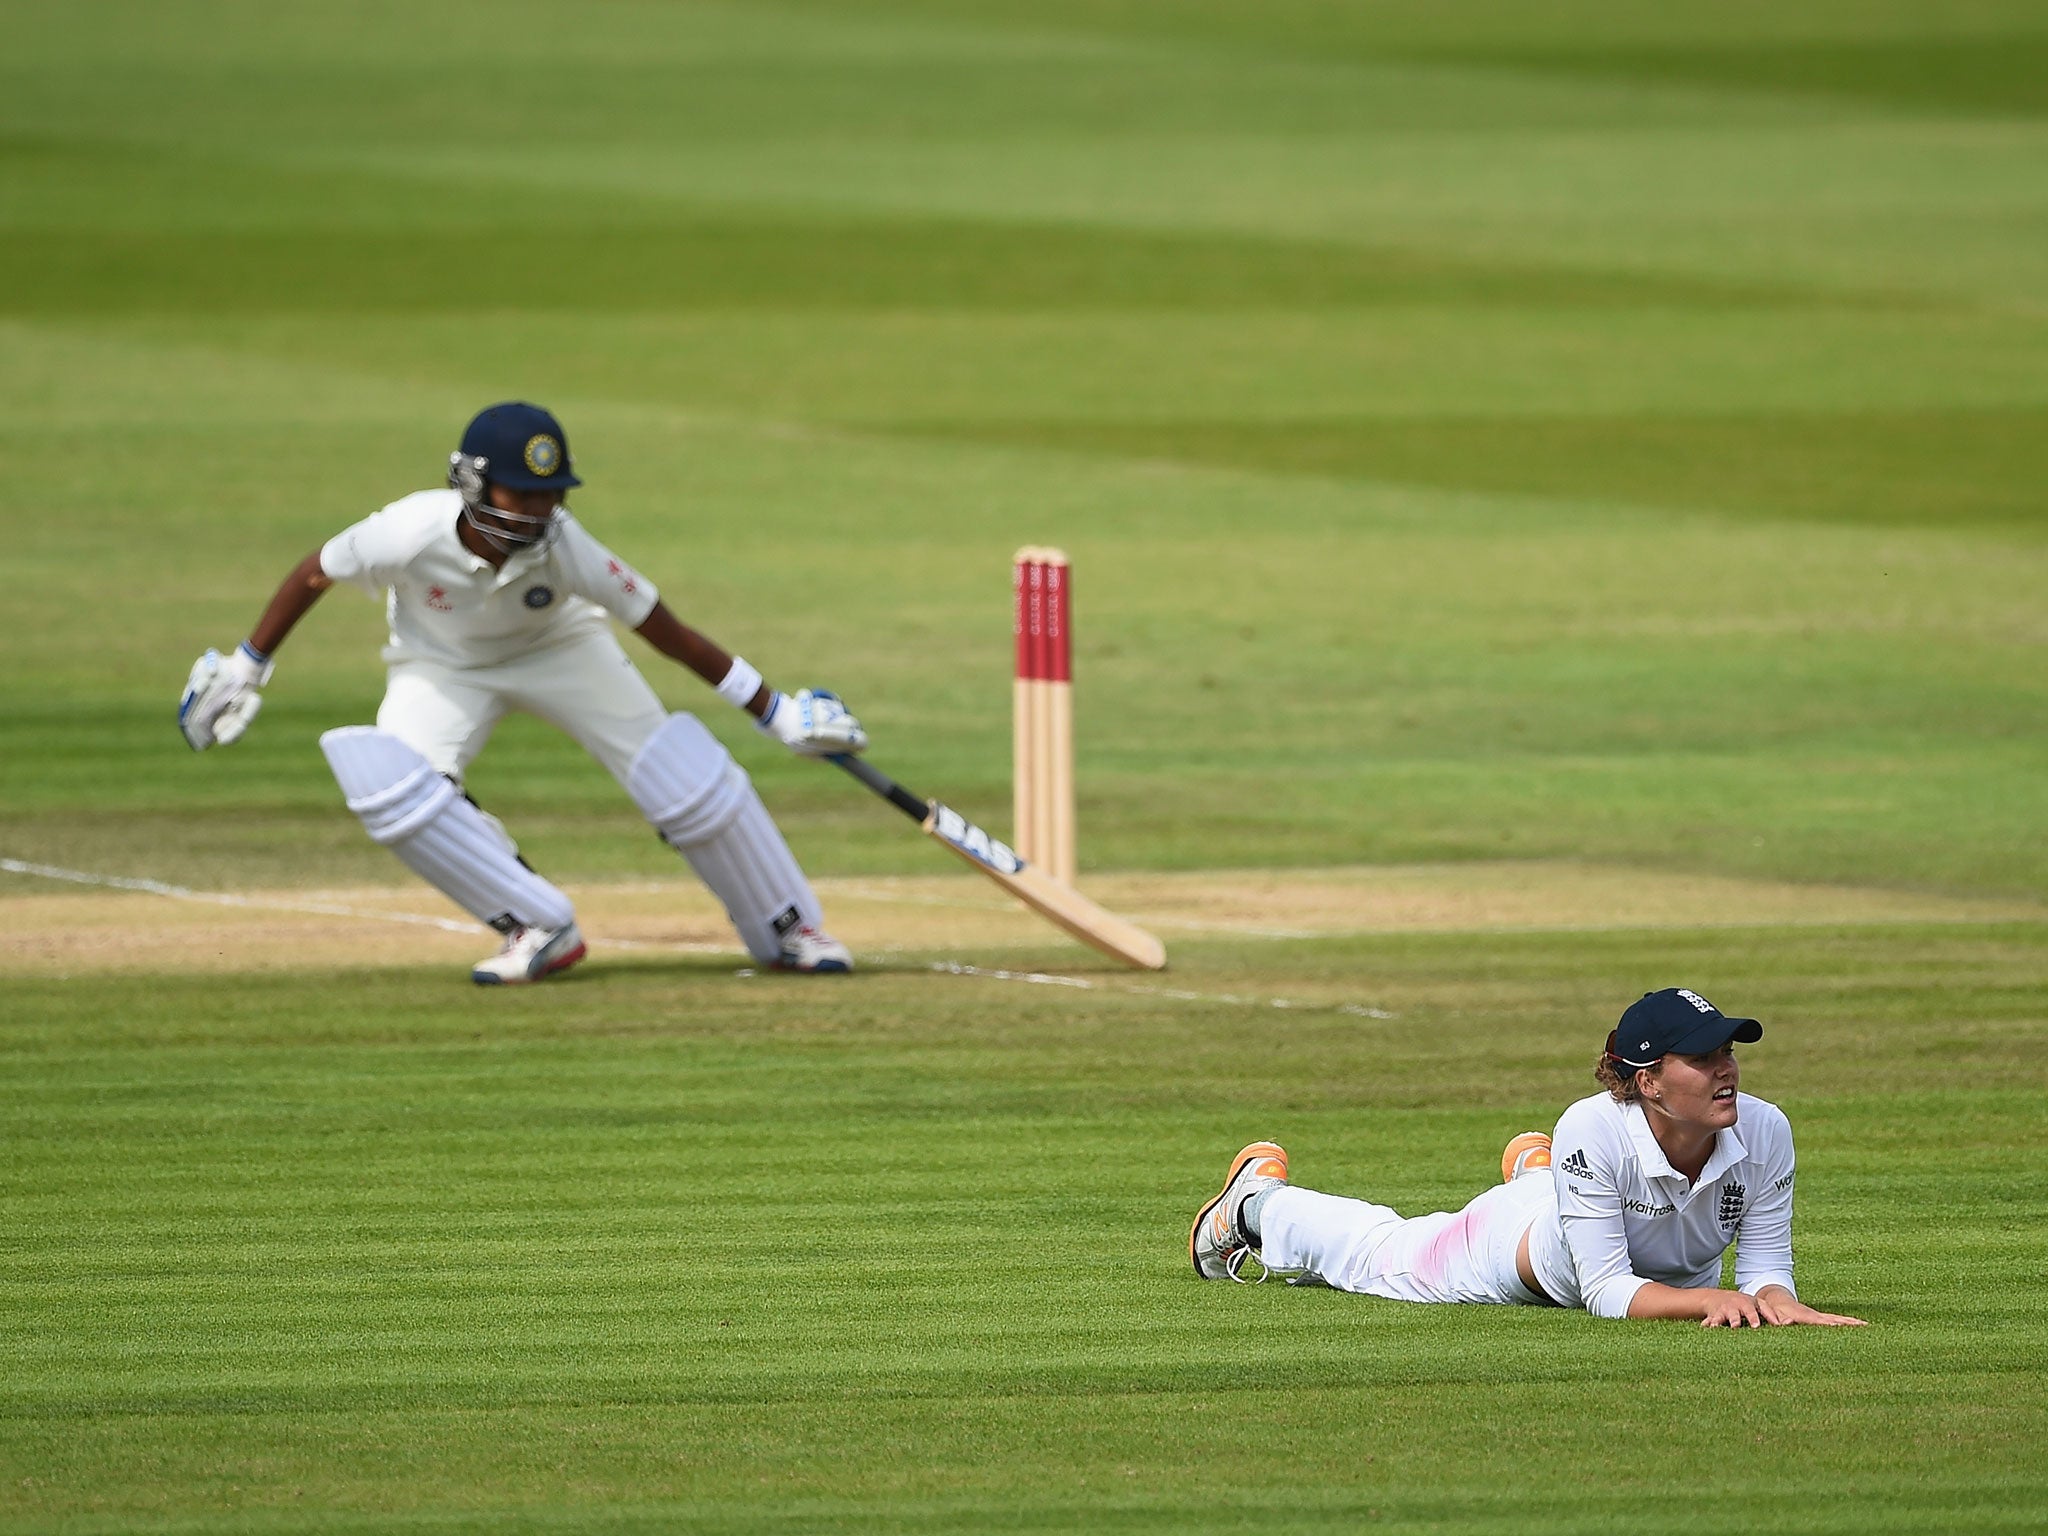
top-left (827, 753), bottom-right (931, 824)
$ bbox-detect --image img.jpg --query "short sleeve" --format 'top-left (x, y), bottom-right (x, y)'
top-left (550, 513), bottom-right (659, 628)
top-left (320, 495), bottom-right (444, 597)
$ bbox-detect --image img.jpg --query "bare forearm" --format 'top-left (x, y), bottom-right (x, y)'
top-left (247, 552), bottom-right (333, 656)
top-left (634, 601), bottom-right (771, 717)
top-left (1625, 1281), bottom-right (1720, 1321)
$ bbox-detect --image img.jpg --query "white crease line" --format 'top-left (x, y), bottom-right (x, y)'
top-left (0, 857), bottom-right (736, 956)
top-left (924, 961), bottom-right (1096, 991)
top-left (3, 856), bottom-right (1398, 1017)
top-left (0, 856), bottom-right (1310, 974)
top-left (2, 857), bottom-right (482, 932)
top-left (924, 961), bottom-right (1396, 1019)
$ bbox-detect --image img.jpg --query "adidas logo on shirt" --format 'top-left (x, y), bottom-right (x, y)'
top-left (1560, 1149), bottom-right (1594, 1179)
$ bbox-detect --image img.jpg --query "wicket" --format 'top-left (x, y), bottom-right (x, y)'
top-left (1012, 546), bottom-right (1076, 886)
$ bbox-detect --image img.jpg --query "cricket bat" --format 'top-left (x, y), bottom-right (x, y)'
top-left (828, 754), bottom-right (1167, 971)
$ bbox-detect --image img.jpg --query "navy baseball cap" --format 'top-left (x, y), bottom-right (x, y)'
top-left (1607, 988), bottom-right (1763, 1069)
top-left (458, 402), bottom-right (582, 491)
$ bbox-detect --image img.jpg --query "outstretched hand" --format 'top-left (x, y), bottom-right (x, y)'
top-left (757, 688), bottom-right (867, 757)
top-left (1755, 1288), bottom-right (1867, 1327)
top-left (1701, 1287), bottom-right (1867, 1328)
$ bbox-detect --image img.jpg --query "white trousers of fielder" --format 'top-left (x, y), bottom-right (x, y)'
top-left (1260, 1172), bottom-right (1554, 1305)
top-left (328, 629), bottom-right (826, 962)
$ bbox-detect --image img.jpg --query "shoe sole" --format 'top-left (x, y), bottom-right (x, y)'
top-left (1189, 1140), bottom-right (1288, 1279)
top-left (472, 940), bottom-right (587, 987)
top-left (1501, 1131), bottom-right (1552, 1183)
top-left (769, 957), bottom-right (853, 973)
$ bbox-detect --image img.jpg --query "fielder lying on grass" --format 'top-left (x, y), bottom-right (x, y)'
top-left (180, 401), bottom-right (866, 984)
top-left (1192, 987), bottom-right (1866, 1327)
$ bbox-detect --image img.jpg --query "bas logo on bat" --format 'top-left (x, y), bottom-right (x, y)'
top-left (930, 804), bottom-right (1024, 875)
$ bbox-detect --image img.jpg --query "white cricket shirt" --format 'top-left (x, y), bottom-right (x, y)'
top-left (1524, 1090), bottom-right (1798, 1319)
top-left (320, 490), bottom-right (659, 668)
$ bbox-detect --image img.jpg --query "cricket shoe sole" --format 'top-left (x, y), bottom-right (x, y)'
top-left (1190, 1141), bottom-right (1289, 1281)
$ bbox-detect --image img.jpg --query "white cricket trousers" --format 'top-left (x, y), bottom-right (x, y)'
top-left (377, 629), bottom-right (668, 785)
top-left (1259, 1172), bottom-right (1555, 1305)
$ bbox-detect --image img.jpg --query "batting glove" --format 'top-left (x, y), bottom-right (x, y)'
top-left (179, 642), bottom-right (274, 751)
top-left (757, 688), bottom-right (867, 757)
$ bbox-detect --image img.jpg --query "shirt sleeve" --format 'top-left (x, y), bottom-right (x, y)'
top-left (320, 497), bottom-right (440, 597)
top-left (1552, 1103), bottom-right (1652, 1320)
top-left (549, 513), bottom-right (659, 628)
top-left (1733, 1102), bottom-right (1797, 1299)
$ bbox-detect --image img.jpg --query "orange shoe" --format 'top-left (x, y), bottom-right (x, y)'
top-left (1501, 1131), bottom-right (1552, 1183)
top-left (1190, 1141), bottom-right (1289, 1281)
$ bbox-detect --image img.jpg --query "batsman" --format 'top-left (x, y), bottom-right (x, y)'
top-left (180, 401), bottom-right (867, 984)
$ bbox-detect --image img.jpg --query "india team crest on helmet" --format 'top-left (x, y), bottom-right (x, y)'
top-left (523, 434), bottom-right (563, 477)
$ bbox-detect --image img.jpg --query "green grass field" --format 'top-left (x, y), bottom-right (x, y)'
top-left (3, 2), bottom-right (2046, 1530)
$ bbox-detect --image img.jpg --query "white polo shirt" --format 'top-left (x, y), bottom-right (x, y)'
top-left (1524, 1090), bottom-right (1798, 1319)
top-left (320, 490), bottom-right (660, 669)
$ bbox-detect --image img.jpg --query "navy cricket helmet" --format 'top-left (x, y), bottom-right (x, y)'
top-left (1606, 988), bottom-right (1762, 1069)
top-left (457, 402), bottom-right (583, 492)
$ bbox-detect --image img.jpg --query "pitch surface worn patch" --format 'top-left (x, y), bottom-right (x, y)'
top-left (2, 860), bottom-right (2037, 977)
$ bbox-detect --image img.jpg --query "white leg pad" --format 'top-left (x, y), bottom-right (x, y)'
top-left (624, 713), bottom-right (750, 842)
top-left (626, 714), bottom-right (822, 962)
top-left (321, 725), bottom-right (458, 844)
top-left (320, 726), bottom-right (574, 932)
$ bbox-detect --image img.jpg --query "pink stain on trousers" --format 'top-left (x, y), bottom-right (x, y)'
top-left (1413, 1206), bottom-right (1481, 1289)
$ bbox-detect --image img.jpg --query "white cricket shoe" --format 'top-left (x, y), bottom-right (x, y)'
top-left (472, 922), bottom-right (587, 985)
top-left (1190, 1141), bottom-right (1290, 1281)
top-left (771, 925), bottom-right (853, 973)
